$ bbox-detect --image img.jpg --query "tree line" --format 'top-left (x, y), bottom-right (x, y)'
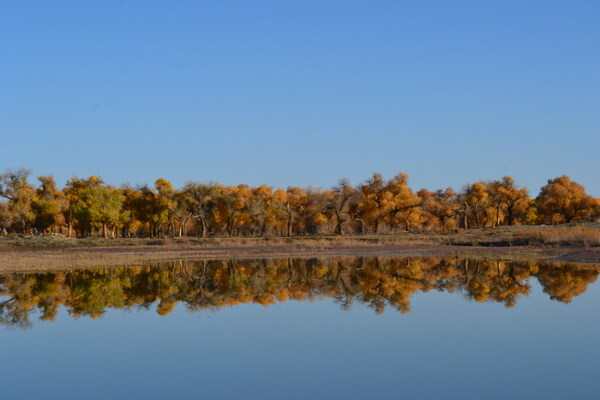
top-left (1, 257), bottom-right (597, 328)
top-left (0, 168), bottom-right (598, 237)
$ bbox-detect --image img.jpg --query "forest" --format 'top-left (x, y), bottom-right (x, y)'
top-left (1, 257), bottom-right (597, 328)
top-left (0, 168), bottom-right (598, 238)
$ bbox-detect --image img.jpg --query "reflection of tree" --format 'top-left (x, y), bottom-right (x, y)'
top-left (536, 266), bottom-right (598, 303)
top-left (0, 257), bottom-right (598, 328)
top-left (0, 297), bottom-right (32, 329)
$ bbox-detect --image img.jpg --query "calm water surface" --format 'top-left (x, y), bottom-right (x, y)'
top-left (1, 256), bottom-right (599, 399)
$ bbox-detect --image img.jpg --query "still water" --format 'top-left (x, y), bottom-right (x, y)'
top-left (1, 256), bottom-right (599, 399)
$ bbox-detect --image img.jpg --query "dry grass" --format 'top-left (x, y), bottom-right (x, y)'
top-left (0, 234), bottom-right (441, 251)
top-left (431, 223), bottom-right (600, 248)
top-left (536, 226), bottom-right (600, 247)
top-left (3, 223), bottom-right (600, 251)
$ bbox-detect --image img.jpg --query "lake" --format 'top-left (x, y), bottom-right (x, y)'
top-left (1, 256), bottom-right (599, 399)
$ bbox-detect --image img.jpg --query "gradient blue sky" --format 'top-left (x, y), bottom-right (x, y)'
top-left (2, 1), bottom-right (599, 195)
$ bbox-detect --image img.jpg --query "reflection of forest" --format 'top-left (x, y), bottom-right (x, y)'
top-left (1, 257), bottom-right (598, 328)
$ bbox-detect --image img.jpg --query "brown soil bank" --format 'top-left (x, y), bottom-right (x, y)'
top-left (1, 224), bottom-right (600, 272)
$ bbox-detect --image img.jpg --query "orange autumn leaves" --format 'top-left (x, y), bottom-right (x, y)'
top-left (0, 168), bottom-right (598, 237)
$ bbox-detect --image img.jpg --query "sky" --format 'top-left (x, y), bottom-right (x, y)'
top-left (1, 1), bottom-right (599, 196)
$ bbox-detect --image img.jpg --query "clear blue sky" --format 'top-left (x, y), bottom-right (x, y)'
top-left (2, 1), bottom-right (599, 196)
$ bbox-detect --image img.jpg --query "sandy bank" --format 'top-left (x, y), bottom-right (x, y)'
top-left (1, 240), bottom-right (599, 273)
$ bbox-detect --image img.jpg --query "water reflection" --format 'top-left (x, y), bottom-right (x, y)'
top-left (1, 257), bottom-right (598, 328)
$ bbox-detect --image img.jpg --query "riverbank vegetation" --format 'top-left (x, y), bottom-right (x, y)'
top-left (0, 168), bottom-right (598, 239)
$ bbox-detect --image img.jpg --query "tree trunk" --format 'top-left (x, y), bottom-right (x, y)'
top-left (181, 217), bottom-right (188, 237)
top-left (335, 212), bottom-right (343, 235)
top-left (287, 216), bottom-right (293, 237)
top-left (260, 221), bottom-right (266, 236)
top-left (198, 217), bottom-right (207, 238)
top-left (495, 204), bottom-right (502, 227)
top-left (507, 205), bottom-right (515, 225)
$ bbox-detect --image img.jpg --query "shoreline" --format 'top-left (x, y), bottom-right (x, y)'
top-left (1, 238), bottom-right (599, 272)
